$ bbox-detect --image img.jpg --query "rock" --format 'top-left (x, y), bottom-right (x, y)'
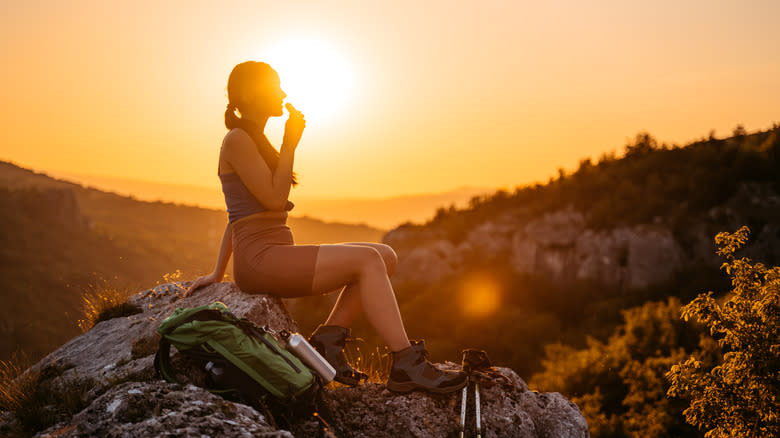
top-left (29, 281), bottom-right (298, 412)
top-left (524, 209), bottom-right (585, 247)
top-left (323, 364), bottom-right (588, 438)
top-left (573, 230), bottom-right (624, 286)
top-left (11, 282), bottom-right (588, 438)
top-left (391, 240), bottom-right (457, 286)
top-left (510, 234), bottom-right (537, 274)
top-left (615, 226), bottom-right (683, 289)
top-left (34, 381), bottom-right (288, 438)
top-left (463, 220), bottom-right (517, 258)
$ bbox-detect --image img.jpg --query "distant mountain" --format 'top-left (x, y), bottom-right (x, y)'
top-left (0, 160), bottom-right (384, 362)
top-left (41, 168), bottom-right (496, 229)
top-left (291, 187), bottom-right (497, 229)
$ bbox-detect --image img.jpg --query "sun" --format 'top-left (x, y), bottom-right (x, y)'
top-left (261, 37), bottom-right (356, 124)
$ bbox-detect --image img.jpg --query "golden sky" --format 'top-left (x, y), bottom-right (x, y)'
top-left (1, 1), bottom-right (779, 201)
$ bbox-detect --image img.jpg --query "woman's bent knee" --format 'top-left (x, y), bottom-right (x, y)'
top-left (380, 244), bottom-right (398, 276)
top-left (311, 245), bottom-right (385, 294)
top-left (356, 246), bottom-right (386, 274)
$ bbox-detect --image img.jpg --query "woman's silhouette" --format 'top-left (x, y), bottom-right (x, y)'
top-left (184, 61), bottom-right (466, 394)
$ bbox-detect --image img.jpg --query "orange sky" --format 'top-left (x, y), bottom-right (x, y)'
top-left (1, 1), bottom-right (779, 202)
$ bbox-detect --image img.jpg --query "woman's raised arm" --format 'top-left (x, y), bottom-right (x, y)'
top-left (223, 129), bottom-right (295, 211)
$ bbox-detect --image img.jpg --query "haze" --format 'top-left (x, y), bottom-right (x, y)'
top-left (2, 1), bottom-right (779, 214)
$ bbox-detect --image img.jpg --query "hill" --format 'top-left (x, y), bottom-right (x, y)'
top-left (42, 167), bottom-right (495, 229)
top-left (0, 160), bottom-right (384, 362)
top-left (282, 123), bottom-right (780, 379)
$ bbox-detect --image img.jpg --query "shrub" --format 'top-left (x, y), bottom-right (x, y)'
top-left (666, 226), bottom-right (780, 437)
top-left (77, 279), bottom-right (140, 332)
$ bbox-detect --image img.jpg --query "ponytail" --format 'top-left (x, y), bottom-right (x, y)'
top-left (225, 102), bottom-right (240, 130)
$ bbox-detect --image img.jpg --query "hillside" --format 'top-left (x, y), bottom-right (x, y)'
top-left (42, 167), bottom-right (495, 229)
top-left (0, 161), bottom-right (384, 363)
top-left (285, 123), bottom-right (780, 384)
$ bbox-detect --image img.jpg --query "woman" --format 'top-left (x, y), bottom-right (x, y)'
top-left (183, 61), bottom-right (467, 394)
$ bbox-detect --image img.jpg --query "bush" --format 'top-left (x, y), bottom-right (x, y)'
top-left (666, 226), bottom-right (780, 437)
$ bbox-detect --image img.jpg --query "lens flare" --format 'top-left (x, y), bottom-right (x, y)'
top-left (458, 272), bottom-right (502, 318)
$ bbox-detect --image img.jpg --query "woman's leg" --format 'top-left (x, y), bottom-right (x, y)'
top-left (311, 244), bottom-right (411, 352)
top-left (321, 242), bottom-right (398, 328)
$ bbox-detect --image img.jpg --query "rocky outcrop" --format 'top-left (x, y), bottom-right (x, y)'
top-left (35, 381), bottom-right (291, 438)
top-left (326, 364), bottom-right (588, 438)
top-left (5, 282), bottom-right (589, 438)
top-left (385, 182), bottom-right (780, 291)
top-left (387, 207), bottom-right (685, 290)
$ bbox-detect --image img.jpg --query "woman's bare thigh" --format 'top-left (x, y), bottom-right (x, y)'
top-left (311, 244), bottom-right (383, 295)
top-left (339, 242), bottom-right (397, 275)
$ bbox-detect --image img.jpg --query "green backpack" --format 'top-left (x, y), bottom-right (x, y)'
top-left (154, 302), bottom-right (316, 401)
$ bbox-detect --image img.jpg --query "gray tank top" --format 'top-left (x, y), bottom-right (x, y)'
top-left (219, 171), bottom-right (294, 224)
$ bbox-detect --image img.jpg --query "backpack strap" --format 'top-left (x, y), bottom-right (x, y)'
top-left (154, 336), bottom-right (177, 383)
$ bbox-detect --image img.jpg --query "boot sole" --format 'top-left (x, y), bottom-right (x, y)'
top-left (386, 378), bottom-right (468, 394)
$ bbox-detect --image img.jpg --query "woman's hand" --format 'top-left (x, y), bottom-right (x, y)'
top-left (182, 272), bottom-right (222, 298)
top-left (282, 103), bottom-right (306, 149)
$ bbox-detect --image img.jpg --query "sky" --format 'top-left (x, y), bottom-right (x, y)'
top-left (1, 0), bottom-right (779, 202)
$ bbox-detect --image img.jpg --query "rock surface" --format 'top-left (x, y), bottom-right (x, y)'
top-left (7, 282), bottom-right (589, 438)
top-left (388, 207), bottom-right (686, 290)
top-left (323, 364), bottom-right (588, 438)
top-left (385, 183), bottom-right (780, 291)
top-left (35, 381), bottom-right (290, 438)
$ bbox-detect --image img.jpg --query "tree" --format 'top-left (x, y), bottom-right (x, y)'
top-left (531, 297), bottom-right (715, 437)
top-left (666, 226), bottom-right (780, 437)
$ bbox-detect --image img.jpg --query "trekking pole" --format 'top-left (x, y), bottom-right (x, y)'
top-left (475, 381), bottom-right (482, 438)
top-left (459, 383), bottom-right (468, 438)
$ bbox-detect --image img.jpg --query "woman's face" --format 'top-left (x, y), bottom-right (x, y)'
top-left (245, 72), bottom-right (287, 117)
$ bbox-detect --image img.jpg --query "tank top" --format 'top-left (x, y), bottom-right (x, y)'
top-left (219, 171), bottom-right (294, 224)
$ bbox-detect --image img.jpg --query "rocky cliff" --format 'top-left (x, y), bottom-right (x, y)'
top-left (384, 182), bottom-right (780, 291)
top-left (1, 282), bottom-right (588, 438)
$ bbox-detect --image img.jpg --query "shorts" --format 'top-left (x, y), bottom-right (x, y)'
top-left (231, 212), bottom-right (321, 298)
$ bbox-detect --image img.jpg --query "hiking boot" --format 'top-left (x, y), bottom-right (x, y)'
top-left (308, 325), bottom-right (368, 386)
top-left (387, 340), bottom-right (468, 394)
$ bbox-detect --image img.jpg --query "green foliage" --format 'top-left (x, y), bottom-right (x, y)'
top-left (530, 297), bottom-right (718, 437)
top-left (666, 226), bottom-right (780, 437)
top-left (414, 125), bottom-right (780, 243)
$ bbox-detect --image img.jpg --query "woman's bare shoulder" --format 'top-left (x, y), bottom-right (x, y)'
top-left (222, 128), bottom-right (254, 153)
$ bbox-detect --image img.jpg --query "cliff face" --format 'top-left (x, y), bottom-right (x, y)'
top-left (1, 282), bottom-right (588, 438)
top-left (385, 208), bottom-right (684, 290)
top-left (384, 183), bottom-right (780, 291)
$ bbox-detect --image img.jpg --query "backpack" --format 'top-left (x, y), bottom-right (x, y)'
top-left (153, 302), bottom-right (332, 432)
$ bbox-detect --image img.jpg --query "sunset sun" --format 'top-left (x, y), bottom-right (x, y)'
top-left (261, 38), bottom-right (356, 123)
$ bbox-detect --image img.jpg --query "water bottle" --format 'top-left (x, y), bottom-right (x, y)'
top-left (281, 332), bottom-right (337, 383)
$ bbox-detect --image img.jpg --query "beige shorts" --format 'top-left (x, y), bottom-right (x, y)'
top-left (231, 212), bottom-right (320, 298)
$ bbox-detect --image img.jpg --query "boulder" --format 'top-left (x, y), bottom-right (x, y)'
top-left (35, 381), bottom-right (287, 438)
top-left (323, 364), bottom-right (588, 438)
top-left (6, 281), bottom-right (589, 438)
top-left (30, 281), bottom-right (298, 397)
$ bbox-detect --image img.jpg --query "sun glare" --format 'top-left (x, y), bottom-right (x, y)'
top-left (458, 272), bottom-right (502, 318)
top-left (261, 37), bottom-right (356, 124)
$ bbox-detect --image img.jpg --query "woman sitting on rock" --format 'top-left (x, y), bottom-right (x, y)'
top-left (183, 61), bottom-right (467, 394)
